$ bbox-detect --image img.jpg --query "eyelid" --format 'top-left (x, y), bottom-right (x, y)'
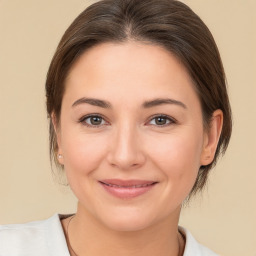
top-left (78, 113), bottom-right (177, 128)
top-left (146, 114), bottom-right (177, 126)
top-left (78, 113), bottom-right (109, 127)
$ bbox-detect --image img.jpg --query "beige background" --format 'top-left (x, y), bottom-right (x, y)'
top-left (0, 0), bottom-right (255, 255)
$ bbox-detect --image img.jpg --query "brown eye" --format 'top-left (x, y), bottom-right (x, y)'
top-left (148, 115), bottom-right (175, 127)
top-left (80, 115), bottom-right (107, 127)
top-left (89, 116), bottom-right (103, 125)
top-left (155, 117), bottom-right (168, 125)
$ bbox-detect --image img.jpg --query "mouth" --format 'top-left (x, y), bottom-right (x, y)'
top-left (98, 179), bottom-right (158, 199)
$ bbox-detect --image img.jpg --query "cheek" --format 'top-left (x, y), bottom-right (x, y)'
top-left (148, 130), bottom-right (203, 195)
top-left (60, 130), bottom-right (110, 205)
top-left (61, 130), bottom-right (108, 177)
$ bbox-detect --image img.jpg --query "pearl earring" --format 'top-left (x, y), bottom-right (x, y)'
top-left (58, 154), bottom-right (63, 159)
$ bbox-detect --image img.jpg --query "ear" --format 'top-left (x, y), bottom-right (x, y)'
top-left (200, 109), bottom-right (223, 166)
top-left (51, 112), bottom-right (64, 165)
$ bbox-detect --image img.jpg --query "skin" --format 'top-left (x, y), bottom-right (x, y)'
top-left (53, 41), bottom-right (223, 256)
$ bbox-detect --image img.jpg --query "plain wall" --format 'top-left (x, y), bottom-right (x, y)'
top-left (0, 1), bottom-right (255, 255)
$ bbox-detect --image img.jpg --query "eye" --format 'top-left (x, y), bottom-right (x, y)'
top-left (79, 114), bottom-right (108, 127)
top-left (148, 115), bottom-right (175, 127)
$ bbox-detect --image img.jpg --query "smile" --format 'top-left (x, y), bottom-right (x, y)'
top-left (99, 179), bottom-right (158, 199)
top-left (102, 183), bottom-right (155, 188)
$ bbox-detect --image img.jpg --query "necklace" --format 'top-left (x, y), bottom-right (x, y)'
top-left (66, 215), bottom-right (185, 256)
top-left (66, 215), bottom-right (79, 256)
top-left (178, 230), bottom-right (185, 256)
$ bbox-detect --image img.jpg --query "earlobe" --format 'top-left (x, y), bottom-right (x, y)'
top-left (200, 109), bottom-right (223, 166)
top-left (51, 112), bottom-right (64, 165)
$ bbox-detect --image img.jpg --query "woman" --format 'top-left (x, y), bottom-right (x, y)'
top-left (0, 0), bottom-right (232, 255)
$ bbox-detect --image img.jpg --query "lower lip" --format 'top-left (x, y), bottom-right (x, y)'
top-left (99, 182), bottom-right (157, 199)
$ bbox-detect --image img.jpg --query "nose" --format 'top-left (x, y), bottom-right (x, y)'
top-left (106, 122), bottom-right (146, 170)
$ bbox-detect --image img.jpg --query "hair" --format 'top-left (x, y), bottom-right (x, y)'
top-left (46, 0), bottom-right (232, 197)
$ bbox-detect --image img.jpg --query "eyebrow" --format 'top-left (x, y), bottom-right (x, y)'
top-left (143, 98), bottom-right (187, 109)
top-left (72, 97), bottom-right (187, 109)
top-left (72, 97), bottom-right (111, 108)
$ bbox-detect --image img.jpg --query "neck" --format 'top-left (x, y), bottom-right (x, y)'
top-left (64, 203), bottom-right (184, 256)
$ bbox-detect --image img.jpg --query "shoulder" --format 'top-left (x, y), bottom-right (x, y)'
top-left (179, 226), bottom-right (220, 256)
top-left (0, 214), bottom-right (70, 256)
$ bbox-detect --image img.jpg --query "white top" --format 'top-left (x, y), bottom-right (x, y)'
top-left (0, 214), bottom-right (219, 256)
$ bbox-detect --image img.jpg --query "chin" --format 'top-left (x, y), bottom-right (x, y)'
top-left (96, 207), bottom-right (159, 232)
top-left (102, 217), bottom-right (151, 232)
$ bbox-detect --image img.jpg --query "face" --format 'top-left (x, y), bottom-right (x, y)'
top-left (55, 41), bottom-right (215, 231)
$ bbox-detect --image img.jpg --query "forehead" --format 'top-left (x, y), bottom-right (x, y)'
top-left (64, 41), bottom-right (199, 108)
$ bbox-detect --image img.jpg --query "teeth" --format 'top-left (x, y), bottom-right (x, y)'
top-left (104, 183), bottom-right (154, 188)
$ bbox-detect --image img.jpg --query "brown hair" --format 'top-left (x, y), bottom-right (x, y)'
top-left (46, 0), bottom-right (232, 197)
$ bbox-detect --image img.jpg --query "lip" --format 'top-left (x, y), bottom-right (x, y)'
top-left (99, 179), bottom-right (158, 199)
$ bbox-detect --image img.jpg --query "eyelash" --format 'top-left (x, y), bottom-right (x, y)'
top-left (78, 113), bottom-right (177, 128)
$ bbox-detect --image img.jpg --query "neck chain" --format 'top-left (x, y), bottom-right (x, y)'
top-left (66, 215), bottom-right (79, 256)
top-left (66, 215), bottom-right (184, 256)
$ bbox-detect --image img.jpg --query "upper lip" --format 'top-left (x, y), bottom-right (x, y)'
top-left (99, 179), bottom-right (158, 187)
